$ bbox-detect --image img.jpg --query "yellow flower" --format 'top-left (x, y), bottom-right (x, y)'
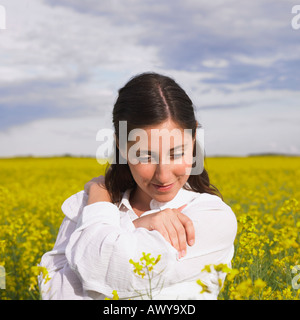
top-left (31, 266), bottom-right (51, 284)
top-left (1, 156), bottom-right (300, 300)
top-left (129, 253), bottom-right (161, 279)
top-left (105, 290), bottom-right (119, 300)
top-left (201, 265), bottom-right (212, 273)
top-left (226, 268), bottom-right (239, 282)
top-left (197, 279), bottom-right (211, 294)
top-left (231, 279), bottom-right (253, 300)
top-left (129, 259), bottom-right (146, 278)
top-left (254, 279), bottom-right (267, 289)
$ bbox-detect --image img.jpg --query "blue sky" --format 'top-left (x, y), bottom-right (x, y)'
top-left (0, 0), bottom-right (299, 157)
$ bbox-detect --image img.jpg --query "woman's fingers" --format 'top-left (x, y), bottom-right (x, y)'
top-left (170, 216), bottom-right (188, 257)
top-left (178, 213), bottom-right (195, 247)
top-left (177, 204), bottom-right (187, 212)
top-left (133, 205), bottom-right (195, 258)
top-left (160, 207), bottom-right (194, 258)
top-left (177, 203), bottom-right (195, 247)
top-left (152, 223), bottom-right (172, 246)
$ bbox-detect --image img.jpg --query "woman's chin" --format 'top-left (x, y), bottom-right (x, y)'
top-left (149, 186), bottom-right (181, 203)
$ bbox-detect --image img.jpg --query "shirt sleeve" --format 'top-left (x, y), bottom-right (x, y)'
top-left (65, 199), bottom-right (237, 299)
top-left (170, 198), bottom-right (238, 298)
top-left (38, 217), bottom-right (91, 300)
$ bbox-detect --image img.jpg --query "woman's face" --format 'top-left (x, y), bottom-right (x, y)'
top-left (125, 119), bottom-right (195, 204)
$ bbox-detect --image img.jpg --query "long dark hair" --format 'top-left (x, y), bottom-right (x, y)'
top-left (105, 72), bottom-right (222, 204)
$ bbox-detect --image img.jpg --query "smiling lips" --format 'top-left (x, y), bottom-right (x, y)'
top-left (151, 182), bottom-right (175, 192)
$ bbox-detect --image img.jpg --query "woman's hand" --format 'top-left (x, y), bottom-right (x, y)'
top-left (133, 205), bottom-right (195, 258)
top-left (84, 175), bottom-right (112, 205)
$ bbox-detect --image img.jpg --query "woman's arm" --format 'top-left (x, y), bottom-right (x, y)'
top-left (133, 207), bottom-right (195, 258)
top-left (85, 176), bottom-right (195, 257)
top-left (39, 178), bottom-right (194, 299)
top-left (65, 201), bottom-right (179, 298)
top-left (65, 193), bottom-right (237, 299)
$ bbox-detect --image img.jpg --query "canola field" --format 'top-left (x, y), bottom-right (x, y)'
top-left (0, 156), bottom-right (299, 300)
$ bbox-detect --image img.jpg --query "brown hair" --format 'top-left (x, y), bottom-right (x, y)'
top-left (105, 72), bottom-right (222, 204)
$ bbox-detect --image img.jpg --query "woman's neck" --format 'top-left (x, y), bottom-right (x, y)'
top-left (129, 186), bottom-right (152, 217)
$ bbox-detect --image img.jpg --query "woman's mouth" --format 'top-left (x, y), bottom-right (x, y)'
top-left (151, 182), bottom-right (175, 192)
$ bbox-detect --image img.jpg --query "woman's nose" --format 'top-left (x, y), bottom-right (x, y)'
top-left (154, 163), bottom-right (172, 184)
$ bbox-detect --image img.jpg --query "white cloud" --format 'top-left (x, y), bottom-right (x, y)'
top-left (198, 103), bottom-right (300, 156)
top-left (0, 114), bottom-right (113, 157)
top-left (1, 82), bottom-right (299, 158)
top-left (1, 0), bottom-right (160, 80)
top-left (0, 0), bottom-right (299, 156)
top-left (0, 0), bottom-right (161, 129)
top-left (202, 59), bottom-right (229, 68)
top-left (233, 55), bottom-right (281, 68)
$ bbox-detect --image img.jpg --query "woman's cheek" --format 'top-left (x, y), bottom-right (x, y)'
top-left (129, 163), bottom-right (155, 183)
top-left (180, 154), bottom-right (194, 176)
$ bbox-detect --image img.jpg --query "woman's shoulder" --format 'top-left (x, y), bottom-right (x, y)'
top-left (184, 189), bottom-right (229, 210)
top-left (184, 190), bottom-right (236, 224)
top-left (183, 190), bottom-right (237, 242)
top-left (61, 190), bottom-right (88, 223)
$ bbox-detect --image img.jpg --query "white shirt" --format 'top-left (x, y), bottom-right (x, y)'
top-left (39, 187), bottom-right (237, 300)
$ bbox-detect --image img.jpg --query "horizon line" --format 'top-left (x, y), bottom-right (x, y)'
top-left (0, 152), bottom-right (300, 160)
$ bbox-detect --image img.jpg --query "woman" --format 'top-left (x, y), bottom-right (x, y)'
top-left (39, 72), bottom-right (237, 300)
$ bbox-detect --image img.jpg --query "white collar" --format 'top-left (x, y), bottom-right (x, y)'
top-left (62, 188), bottom-right (225, 223)
top-left (118, 187), bottom-right (198, 216)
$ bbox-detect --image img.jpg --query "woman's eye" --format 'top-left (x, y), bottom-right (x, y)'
top-left (137, 153), bottom-right (185, 163)
top-left (139, 156), bottom-right (151, 163)
top-left (171, 152), bottom-right (184, 159)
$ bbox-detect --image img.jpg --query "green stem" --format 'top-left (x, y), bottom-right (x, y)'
top-left (146, 266), bottom-right (152, 300)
